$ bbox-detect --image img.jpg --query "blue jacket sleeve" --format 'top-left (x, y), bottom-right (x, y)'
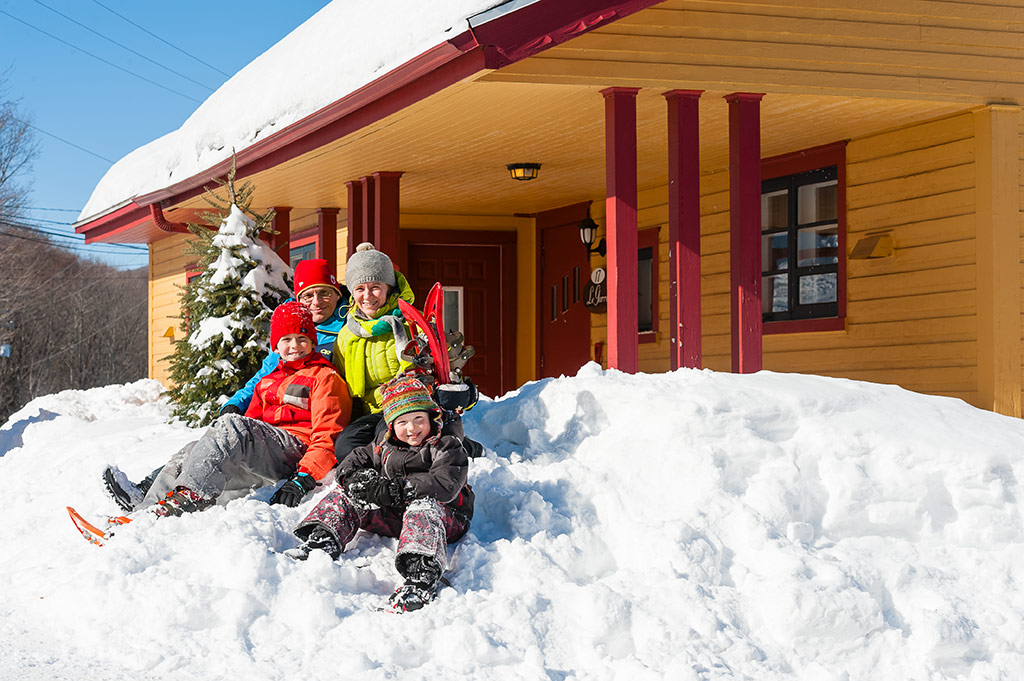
top-left (222, 351), bottom-right (281, 413)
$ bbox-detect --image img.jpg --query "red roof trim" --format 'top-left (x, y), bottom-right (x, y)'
top-left (79, 0), bottom-right (664, 244)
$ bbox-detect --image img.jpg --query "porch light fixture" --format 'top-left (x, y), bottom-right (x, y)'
top-left (579, 211), bottom-right (607, 257)
top-left (506, 162), bottom-right (541, 181)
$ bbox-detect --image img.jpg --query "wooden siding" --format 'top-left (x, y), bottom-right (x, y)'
top-left (488, 0), bottom-right (1024, 103)
top-left (588, 110), bottom-right (1023, 410)
top-left (148, 233), bottom-right (194, 385)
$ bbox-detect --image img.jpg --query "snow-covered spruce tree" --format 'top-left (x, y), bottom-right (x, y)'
top-left (165, 165), bottom-right (292, 426)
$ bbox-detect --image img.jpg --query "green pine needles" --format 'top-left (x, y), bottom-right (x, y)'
top-left (165, 161), bottom-right (292, 426)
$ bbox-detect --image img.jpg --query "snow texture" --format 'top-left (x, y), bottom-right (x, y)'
top-left (78, 0), bottom-right (507, 222)
top-left (2, 366), bottom-right (1024, 679)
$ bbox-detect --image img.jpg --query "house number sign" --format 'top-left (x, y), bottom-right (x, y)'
top-left (584, 267), bottom-right (607, 313)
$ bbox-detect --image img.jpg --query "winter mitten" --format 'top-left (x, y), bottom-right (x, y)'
top-left (363, 475), bottom-right (406, 508)
top-left (342, 468), bottom-right (382, 503)
top-left (269, 472), bottom-right (316, 507)
top-left (219, 404), bottom-right (242, 416)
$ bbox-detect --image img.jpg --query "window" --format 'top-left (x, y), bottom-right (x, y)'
top-left (761, 142), bottom-right (847, 332)
top-left (638, 226), bottom-right (659, 342)
top-left (289, 240), bottom-right (317, 267)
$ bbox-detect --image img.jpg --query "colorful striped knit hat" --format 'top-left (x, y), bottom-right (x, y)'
top-left (381, 375), bottom-right (438, 424)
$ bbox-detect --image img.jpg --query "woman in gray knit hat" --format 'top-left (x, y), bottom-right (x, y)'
top-left (332, 243), bottom-right (417, 461)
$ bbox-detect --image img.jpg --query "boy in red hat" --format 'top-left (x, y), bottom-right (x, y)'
top-left (286, 374), bottom-right (474, 612)
top-left (103, 259), bottom-right (350, 512)
top-left (125, 302), bottom-right (352, 517)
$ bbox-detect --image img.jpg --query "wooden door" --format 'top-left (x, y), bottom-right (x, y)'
top-left (539, 207), bottom-right (591, 379)
top-left (404, 237), bottom-right (513, 398)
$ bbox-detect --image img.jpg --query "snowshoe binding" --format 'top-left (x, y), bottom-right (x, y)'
top-left (153, 487), bottom-right (210, 517)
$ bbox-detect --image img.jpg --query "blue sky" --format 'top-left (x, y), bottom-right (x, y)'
top-left (1, 0), bottom-right (331, 268)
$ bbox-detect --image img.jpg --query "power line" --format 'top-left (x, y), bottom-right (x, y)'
top-left (26, 124), bottom-right (114, 164)
top-left (0, 227), bottom-right (148, 256)
top-left (88, 0), bottom-right (231, 78)
top-left (31, 0), bottom-right (217, 93)
top-left (26, 207), bottom-right (81, 213)
top-left (0, 8), bottom-right (203, 104)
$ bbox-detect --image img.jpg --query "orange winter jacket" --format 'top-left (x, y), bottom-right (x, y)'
top-left (245, 352), bottom-right (352, 480)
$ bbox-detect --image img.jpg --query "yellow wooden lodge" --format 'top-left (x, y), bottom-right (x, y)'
top-left (75, 0), bottom-right (1024, 416)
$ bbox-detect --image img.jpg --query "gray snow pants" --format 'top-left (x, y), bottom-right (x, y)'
top-left (294, 490), bottom-right (469, 577)
top-left (139, 413), bottom-right (305, 508)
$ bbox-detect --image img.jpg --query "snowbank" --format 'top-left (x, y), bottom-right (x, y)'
top-left (2, 367), bottom-right (1024, 679)
top-left (78, 0), bottom-right (503, 221)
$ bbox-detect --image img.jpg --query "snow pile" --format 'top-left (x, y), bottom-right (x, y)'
top-left (79, 0), bottom-right (504, 221)
top-left (2, 367), bottom-right (1024, 679)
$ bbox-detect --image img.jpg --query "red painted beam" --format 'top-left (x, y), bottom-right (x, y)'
top-left (725, 93), bottom-right (765, 374)
top-left (602, 87), bottom-right (640, 374)
top-left (664, 89), bottom-right (703, 370)
top-left (373, 171), bottom-right (403, 260)
top-left (345, 180), bottom-right (364, 257)
top-left (270, 206), bottom-right (291, 263)
top-left (361, 175), bottom-right (376, 249)
top-left (316, 208), bottom-right (339, 272)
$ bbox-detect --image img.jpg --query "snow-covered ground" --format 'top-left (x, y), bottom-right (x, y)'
top-left (2, 365), bottom-right (1023, 680)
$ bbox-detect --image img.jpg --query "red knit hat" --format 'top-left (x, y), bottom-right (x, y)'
top-left (294, 259), bottom-right (341, 297)
top-left (270, 301), bottom-right (316, 348)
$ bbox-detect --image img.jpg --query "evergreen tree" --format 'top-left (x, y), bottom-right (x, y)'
top-left (165, 164), bottom-right (291, 426)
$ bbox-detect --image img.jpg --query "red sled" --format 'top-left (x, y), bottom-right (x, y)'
top-left (399, 282), bottom-right (451, 382)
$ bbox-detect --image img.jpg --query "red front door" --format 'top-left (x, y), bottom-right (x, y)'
top-left (538, 204), bottom-right (591, 378)
top-left (403, 238), bottom-right (513, 398)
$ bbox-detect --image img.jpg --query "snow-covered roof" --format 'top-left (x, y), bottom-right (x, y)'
top-left (78, 0), bottom-right (521, 223)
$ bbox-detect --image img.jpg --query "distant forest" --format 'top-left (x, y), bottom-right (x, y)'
top-left (0, 229), bottom-right (147, 424)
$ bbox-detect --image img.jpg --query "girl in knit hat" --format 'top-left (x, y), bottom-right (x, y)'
top-left (287, 374), bottom-right (474, 613)
top-left (105, 302), bottom-right (352, 520)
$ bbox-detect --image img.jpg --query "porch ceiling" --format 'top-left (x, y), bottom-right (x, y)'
top-left (164, 79), bottom-right (967, 224)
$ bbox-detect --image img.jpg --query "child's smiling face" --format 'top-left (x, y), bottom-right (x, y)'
top-left (392, 411), bottom-right (431, 447)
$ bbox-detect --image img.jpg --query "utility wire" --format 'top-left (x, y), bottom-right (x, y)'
top-left (27, 124), bottom-right (115, 163)
top-left (27, 207), bottom-right (81, 213)
top-left (31, 0), bottom-right (217, 92)
top-left (88, 0), bottom-right (231, 78)
top-left (0, 227), bottom-right (148, 256)
top-left (4, 217), bottom-right (149, 251)
top-left (0, 8), bottom-right (203, 104)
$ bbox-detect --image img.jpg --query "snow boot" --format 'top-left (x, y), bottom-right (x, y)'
top-left (285, 527), bottom-right (341, 561)
top-left (389, 553), bottom-right (443, 612)
top-left (152, 486), bottom-right (211, 517)
top-left (103, 465), bottom-right (158, 512)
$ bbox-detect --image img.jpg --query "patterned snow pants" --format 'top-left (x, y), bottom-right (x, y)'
top-left (139, 413), bottom-right (305, 509)
top-left (294, 487), bottom-right (470, 577)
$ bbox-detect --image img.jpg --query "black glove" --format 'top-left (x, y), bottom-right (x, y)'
top-left (435, 378), bottom-right (478, 413)
top-left (344, 468), bottom-right (404, 507)
top-left (342, 468), bottom-right (382, 502)
top-left (269, 471), bottom-right (316, 507)
top-left (220, 404), bottom-right (242, 416)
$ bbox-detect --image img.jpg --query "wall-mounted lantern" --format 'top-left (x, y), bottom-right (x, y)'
top-left (578, 210), bottom-right (606, 257)
top-left (506, 162), bottom-right (541, 181)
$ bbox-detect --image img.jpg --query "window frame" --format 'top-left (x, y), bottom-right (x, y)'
top-left (638, 226), bottom-right (660, 343)
top-left (289, 234), bottom-right (319, 267)
top-left (761, 141), bottom-right (847, 335)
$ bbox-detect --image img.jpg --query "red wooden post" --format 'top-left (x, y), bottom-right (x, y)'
top-left (373, 171), bottom-right (403, 260)
top-left (725, 93), bottom-right (764, 373)
top-left (316, 207), bottom-right (339, 272)
top-left (345, 180), bottom-right (364, 257)
top-left (602, 86), bottom-right (640, 374)
top-left (270, 206), bottom-right (291, 264)
top-left (664, 90), bottom-right (703, 370)
top-left (361, 175), bottom-right (376, 248)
